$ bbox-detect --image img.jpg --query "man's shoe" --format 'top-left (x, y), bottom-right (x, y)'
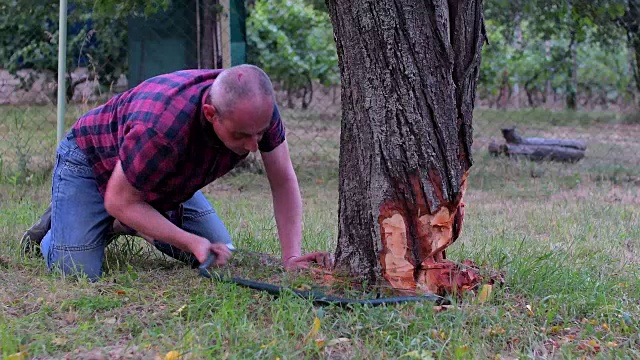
top-left (20, 204), bottom-right (52, 257)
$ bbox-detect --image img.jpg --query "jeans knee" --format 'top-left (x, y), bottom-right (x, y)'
top-left (46, 244), bottom-right (105, 281)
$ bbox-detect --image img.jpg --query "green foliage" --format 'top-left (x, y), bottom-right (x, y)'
top-left (0, 0), bottom-right (637, 111)
top-left (481, 0), bottom-right (638, 108)
top-left (247, 0), bottom-right (338, 109)
top-left (303, 0), bottom-right (328, 12)
top-left (0, 2), bottom-right (58, 70)
top-left (91, 0), bottom-right (170, 17)
top-left (0, 0), bottom-right (169, 103)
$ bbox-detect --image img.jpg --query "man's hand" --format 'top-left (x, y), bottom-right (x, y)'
top-left (284, 252), bottom-right (334, 270)
top-left (190, 235), bottom-right (232, 267)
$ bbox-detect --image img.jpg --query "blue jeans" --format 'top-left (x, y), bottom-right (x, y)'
top-left (40, 133), bottom-right (235, 280)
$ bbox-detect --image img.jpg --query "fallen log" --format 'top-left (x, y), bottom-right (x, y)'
top-left (501, 127), bottom-right (587, 150)
top-left (489, 127), bottom-right (586, 163)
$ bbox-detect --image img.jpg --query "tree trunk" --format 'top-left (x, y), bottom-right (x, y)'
top-left (565, 29), bottom-right (578, 110)
top-left (634, 41), bottom-right (640, 96)
top-left (565, 0), bottom-right (578, 110)
top-left (326, 0), bottom-right (486, 295)
top-left (545, 39), bottom-right (553, 107)
top-left (201, 0), bottom-right (220, 69)
top-left (626, 0), bottom-right (640, 94)
top-left (631, 36), bottom-right (640, 97)
top-left (512, 14), bottom-right (522, 109)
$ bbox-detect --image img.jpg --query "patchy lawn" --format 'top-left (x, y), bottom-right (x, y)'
top-left (1, 109), bottom-right (639, 359)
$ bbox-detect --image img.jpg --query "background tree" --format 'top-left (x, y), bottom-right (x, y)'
top-left (610, 0), bottom-right (639, 94)
top-left (325, 0), bottom-right (487, 295)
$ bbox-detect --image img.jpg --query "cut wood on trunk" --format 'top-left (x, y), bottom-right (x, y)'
top-left (489, 127), bottom-right (586, 162)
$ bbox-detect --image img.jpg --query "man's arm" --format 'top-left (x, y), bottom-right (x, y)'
top-left (261, 140), bottom-right (332, 269)
top-left (104, 160), bottom-right (230, 266)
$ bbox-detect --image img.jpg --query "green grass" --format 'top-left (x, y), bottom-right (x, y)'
top-left (1, 108), bottom-right (639, 359)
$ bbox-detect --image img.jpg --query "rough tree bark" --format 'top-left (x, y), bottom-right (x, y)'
top-left (326, 0), bottom-right (487, 296)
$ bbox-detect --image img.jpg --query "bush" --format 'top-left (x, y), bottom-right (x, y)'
top-left (246, 0), bottom-right (339, 109)
top-left (0, 1), bottom-right (128, 103)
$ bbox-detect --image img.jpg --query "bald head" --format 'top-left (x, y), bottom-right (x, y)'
top-left (207, 64), bottom-right (275, 119)
top-left (203, 65), bottom-right (277, 155)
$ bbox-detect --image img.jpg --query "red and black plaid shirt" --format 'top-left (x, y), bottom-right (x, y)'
top-left (71, 69), bottom-right (286, 212)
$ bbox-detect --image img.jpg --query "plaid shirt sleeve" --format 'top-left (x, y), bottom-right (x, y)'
top-left (258, 104), bottom-right (286, 152)
top-left (119, 124), bottom-right (179, 193)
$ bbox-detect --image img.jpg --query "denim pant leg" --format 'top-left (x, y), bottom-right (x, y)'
top-left (40, 134), bottom-right (113, 281)
top-left (153, 191), bottom-right (235, 267)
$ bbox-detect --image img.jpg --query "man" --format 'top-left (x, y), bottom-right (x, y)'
top-left (20, 64), bottom-right (331, 281)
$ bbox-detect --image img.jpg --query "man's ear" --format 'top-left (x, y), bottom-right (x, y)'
top-left (203, 104), bottom-right (217, 124)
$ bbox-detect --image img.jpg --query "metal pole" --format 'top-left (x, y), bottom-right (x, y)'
top-left (56, 0), bottom-right (68, 144)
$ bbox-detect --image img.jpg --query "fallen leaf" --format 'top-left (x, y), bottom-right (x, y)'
top-left (104, 317), bottom-right (117, 325)
top-left (489, 326), bottom-right (506, 336)
top-left (260, 339), bottom-right (276, 349)
top-left (51, 337), bottom-right (68, 345)
top-left (64, 311), bottom-right (77, 324)
top-left (116, 290), bottom-right (127, 295)
top-left (577, 339), bottom-right (601, 353)
top-left (606, 342), bottom-right (618, 348)
top-left (601, 323), bottom-right (609, 331)
top-left (173, 305), bottom-right (187, 316)
top-left (526, 305), bottom-right (534, 317)
top-left (326, 338), bottom-right (350, 347)
top-left (398, 350), bottom-right (435, 359)
top-left (7, 352), bottom-right (28, 360)
top-left (477, 284), bottom-right (493, 304)
top-left (304, 317), bottom-right (321, 344)
top-left (296, 284), bottom-right (312, 291)
top-left (165, 350), bottom-right (181, 360)
top-left (315, 339), bottom-right (325, 347)
top-left (455, 345), bottom-right (470, 357)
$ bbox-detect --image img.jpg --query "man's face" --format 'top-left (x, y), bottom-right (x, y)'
top-left (204, 98), bottom-right (273, 156)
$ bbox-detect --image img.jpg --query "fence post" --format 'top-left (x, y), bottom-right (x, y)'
top-left (56, 0), bottom-right (68, 145)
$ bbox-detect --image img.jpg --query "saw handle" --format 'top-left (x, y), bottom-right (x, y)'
top-left (198, 253), bottom-right (217, 278)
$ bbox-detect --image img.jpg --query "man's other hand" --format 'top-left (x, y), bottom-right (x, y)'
top-left (284, 252), bottom-right (334, 270)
